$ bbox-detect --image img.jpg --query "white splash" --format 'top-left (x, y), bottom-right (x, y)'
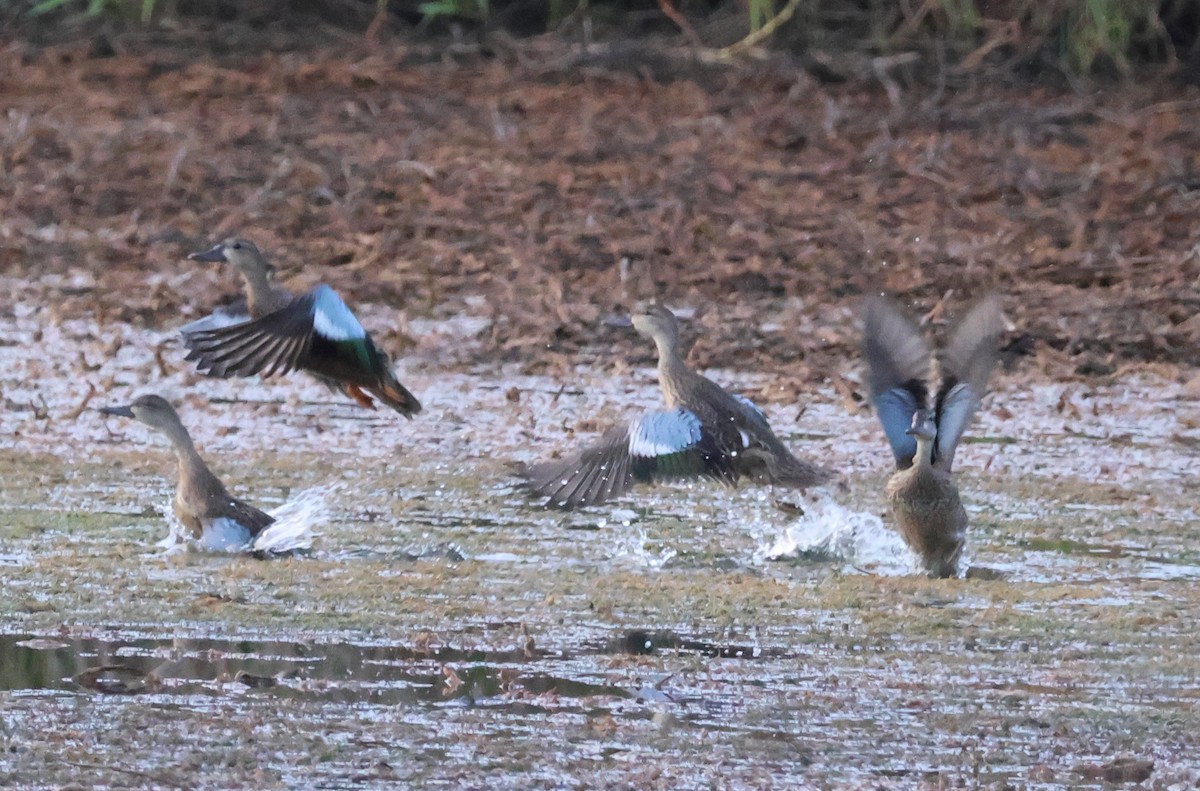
top-left (613, 526), bottom-right (678, 570)
top-left (252, 488), bottom-right (328, 555)
top-left (153, 489), bottom-right (327, 556)
top-left (155, 498), bottom-right (192, 555)
top-left (757, 490), bottom-right (915, 575)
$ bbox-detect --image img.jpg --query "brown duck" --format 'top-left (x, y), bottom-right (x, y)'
top-left (525, 303), bottom-right (830, 508)
top-left (182, 238), bottom-right (421, 417)
top-left (100, 394), bottom-right (311, 555)
top-left (862, 294), bottom-right (1003, 578)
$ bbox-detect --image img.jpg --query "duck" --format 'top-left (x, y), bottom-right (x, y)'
top-left (525, 303), bottom-right (830, 508)
top-left (861, 294), bottom-right (1003, 578)
top-left (99, 394), bottom-right (312, 555)
top-left (181, 238), bottom-right (422, 417)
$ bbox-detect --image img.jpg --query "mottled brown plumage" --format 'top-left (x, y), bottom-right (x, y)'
top-left (525, 304), bottom-right (830, 508)
top-left (184, 238), bottom-right (421, 417)
top-left (885, 413), bottom-right (969, 578)
top-left (863, 295), bottom-right (1003, 577)
top-left (99, 394), bottom-right (274, 552)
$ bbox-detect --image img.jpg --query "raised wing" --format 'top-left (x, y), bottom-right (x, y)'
top-left (862, 296), bottom-right (932, 468)
top-left (525, 408), bottom-right (734, 509)
top-left (933, 295), bottom-right (1003, 470)
top-left (183, 285), bottom-right (376, 380)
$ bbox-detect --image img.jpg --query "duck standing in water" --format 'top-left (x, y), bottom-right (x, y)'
top-left (525, 303), bottom-right (830, 508)
top-left (100, 394), bottom-right (312, 555)
top-left (862, 294), bottom-right (1003, 578)
top-left (181, 238), bottom-right (422, 417)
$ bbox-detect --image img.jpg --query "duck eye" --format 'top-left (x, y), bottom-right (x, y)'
top-left (231, 242), bottom-right (242, 250)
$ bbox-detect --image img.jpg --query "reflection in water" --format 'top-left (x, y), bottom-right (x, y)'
top-left (0, 630), bottom-right (775, 703)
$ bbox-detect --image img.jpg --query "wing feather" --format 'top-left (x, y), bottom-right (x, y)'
top-left (933, 295), bottom-right (1003, 470)
top-left (862, 296), bottom-right (933, 468)
top-left (525, 409), bottom-right (736, 509)
top-left (525, 427), bottom-right (635, 509)
top-left (183, 292), bottom-right (317, 378)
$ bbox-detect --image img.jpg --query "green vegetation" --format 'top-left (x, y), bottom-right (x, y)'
top-left (7, 1), bottom-right (1199, 77)
top-left (417, 0), bottom-right (489, 22)
top-left (29, 0), bottom-right (155, 22)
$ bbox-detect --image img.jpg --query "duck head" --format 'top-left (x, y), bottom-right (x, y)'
top-left (905, 409), bottom-right (938, 443)
top-left (188, 237), bottom-right (273, 279)
top-left (630, 302), bottom-right (680, 348)
top-left (100, 394), bottom-right (184, 434)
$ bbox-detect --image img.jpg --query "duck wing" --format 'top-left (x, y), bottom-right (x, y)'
top-left (692, 383), bottom-right (829, 488)
top-left (179, 299), bottom-right (251, 335)
top-left (862, 296), bottom-right (932, 469)
top-left (183, 286), bottom-right (379, 381)
top-left (524, 408), bottom-right (735, 509)
top-left (933, 295), bottom-right (1003, 470)
top-left (223, 497), bottom-right (275, 539)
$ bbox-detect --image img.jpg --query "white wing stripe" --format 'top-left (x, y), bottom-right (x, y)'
top-left (312, 285), bottom-right (366, 341)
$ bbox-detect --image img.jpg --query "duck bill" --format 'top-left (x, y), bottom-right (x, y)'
top-left (99, 404), bottom-right (135, 418)
top-left (187, 244), bottom-right (227, 263)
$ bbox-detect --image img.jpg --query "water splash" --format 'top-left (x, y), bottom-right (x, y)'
top-left (254, 487), bottom-right (328, 555)
top-left (154, 497), bottom-right (191, 555)
top-left (153, 489), bottom-right (328, 556)
top-left (756, 490), bottom-right (915, 575)
top-left (614, 525), bottom-right (681, 568)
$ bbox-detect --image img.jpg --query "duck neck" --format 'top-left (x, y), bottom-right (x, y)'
top-left (240, 267), bottom-right (278, 318)
top-left (160, 421), bottom-right (215, 486)
top-left (652, 333), bottom-right (689, 405)
top-left (912, 435), bottom-right (935, 472)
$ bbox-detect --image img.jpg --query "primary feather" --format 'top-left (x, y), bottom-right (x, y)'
top-left (862, 296), bottom-right (933, 468)
top-left (932, 295), bottom-right (1003, 470)
top-left (524, 303), bottom-right (828, 508)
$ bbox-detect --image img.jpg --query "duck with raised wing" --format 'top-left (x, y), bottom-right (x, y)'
top-left (100, 394), bottom-right (312, 555)
top-left (525, 303), bottom-right (830, 508)
top-left (182, 238), bottom-right (422, 417)
top-left (862, 294), bottom-right (1003, 578)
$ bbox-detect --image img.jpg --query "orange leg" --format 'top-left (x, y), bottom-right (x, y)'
top-left (344, 384), bottom-right (377, 410)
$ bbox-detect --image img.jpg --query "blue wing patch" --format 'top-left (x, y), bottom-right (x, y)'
top-left (311, 285), bottom-right (367, 341)
top-left (934, 381), bottom-right (980, 470)
top-left (873, 387), bottom-right (920, 467)
top-left (629, 409), bottom-right (703, 459)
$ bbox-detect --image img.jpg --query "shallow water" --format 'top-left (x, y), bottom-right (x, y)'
top-left (1, 308), bottom-right (1199, 787)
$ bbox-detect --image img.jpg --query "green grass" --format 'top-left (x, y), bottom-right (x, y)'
top-left (10, 0), bottom-right (1195, 76)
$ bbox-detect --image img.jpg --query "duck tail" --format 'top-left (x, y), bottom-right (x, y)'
top-left (367, 371), bottom-right (423, 418)
top-left (774, 451), bottom-right (833, 489)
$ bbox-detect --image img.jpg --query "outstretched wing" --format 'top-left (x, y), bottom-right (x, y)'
top-left (183, 286), bottom-right (376, 380)
top-left (179, 299), bottom-right (251, 335)
top-left (862, 296), bottom-right (932, 468)
top-left (524, 408), bottom-right (735, 509)
top-left (933, 294), bottom-right (1003, 470)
